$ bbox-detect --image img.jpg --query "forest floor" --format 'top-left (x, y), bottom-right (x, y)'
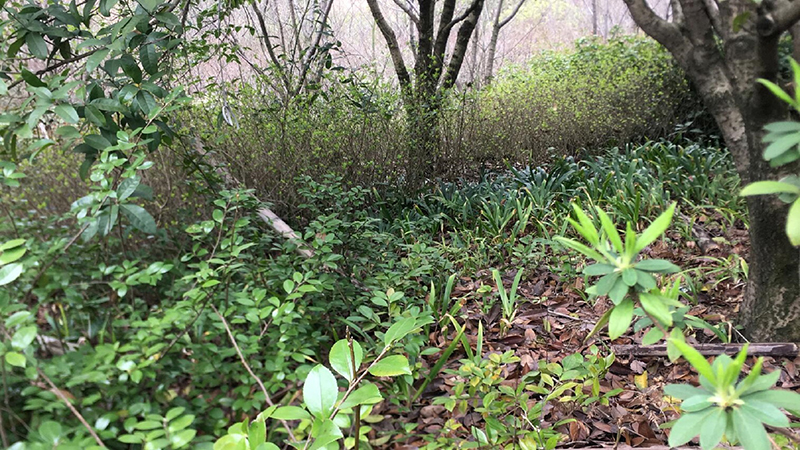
top-left (370, 212), bottom-right (800, 449)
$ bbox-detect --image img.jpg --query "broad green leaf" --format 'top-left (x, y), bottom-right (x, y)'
top-left (140, 44), bottom-right (159, 74)
top-left (307, 419), bottom-right (343, 450)
top-left (740, 367), bottom-right (779, 395)
top-left (0, 247), bottom-right (25, 264)
top-left (669, 337), bottom-right (716, 383)
top-left (634, 203), bottom-right (676, 253)
top-left (583, 263), bottom-right (615, 276)
top-left (585, 308), bottom-right (611, 342)
top-left (5, 351), bottom-right (25, 368)
top-left (86, 48), bottom-right (110, 73)
top-left (170, 429), bottom-right (196, 448)
top-left (84, 134), bottom-right (111, 150)
top-left (634, 270), bottom-right (657, 290)
top-left (339, 383), bottom-right (382, 410)
top-left (641, 327), bottom-right (663, 345)
top-left (680, 394), bottom-right (713, 412)
top-left (247, 419), bottom-right (266, 449)
top-left (54, 104), bottom-right (79, 123)
top-left (608, 278), bottom-right (629, 305)
top-left (639, 293), bottom-right (673, 327)
top-left (368, 355), bottom-right (412, 377)
top-left (634, 259), bottom-right (680, 273)
top-left (0, 239), bottom-right (25, 251)
top-left (740, 400), bottom-right (789, 427)
top-left (271, 406), bottom-right (311, 421)
top-left (740, 180), bottom-right (800, 196)
top-left (764, 121), bottom-right (800, 133)
top-left (329, 339), bottom-right (363, 382)
top-left (165, 407), bottom-right (185, 421)
top-left (742, 388), bottom-right (800, 410)
top-left (11, 325), bottom-right (37, 350)
top-left (39, 421), bottom-right (62, 444)
top-left (303, 364), bottom-right (338, 419)
top-left (731, 408), bottom-right (770, 450)
top-left (721, 345), bottom-right (748, 388)
top-left (621, 268), bottom-right (637, 286)
top-left (168, 414), bottom-right (194, 433)
top-left (608, 298), bottom-right (633, 340)
top-left (786, 199), bottom-right (800, 246)
top-left (20, 70), bottom-right (46, 88)
top-left (698, 408), bottom-right (726, 450)
top-left (384, 317), bottom-right (417, 348)
top-left (594, 272), bottom-right (620, 296)
top-left (117, 176), bottom-right (140, 201)
top-left (764, 132), bottom-right (800, 160)
top-left (25, 33), bottom-right (48, 59)
top-left (0, 78), bottom-right (6, 96)
top-left (136, 89), bottom-right (157, 116)
top-left (0, 263), bottom-right (22, 286)
top-left (121, 204), bottom-right (157, 234)
top-left (668, 409), bottom-right (713, 448)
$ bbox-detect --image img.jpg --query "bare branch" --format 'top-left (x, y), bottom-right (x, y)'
top-left (252, 1), bottom-right (293, 95)
top-left (499, 0), bottom-right (526, 28)
top-left (433, 0), bottom-right (482, 73)
top-left (366, 0), bottom-right (411, 88)
top-left (392, 0), bottom-right (419, 24)
top-left (294, 0), bottom-right (335, 96)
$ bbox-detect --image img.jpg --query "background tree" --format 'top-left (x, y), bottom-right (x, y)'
top-left (622, 0), bottom-right (800, 341)
top-left (366, 0), bottom-right (485, 187)
top-left (483, 0), bottom-right (526, 85)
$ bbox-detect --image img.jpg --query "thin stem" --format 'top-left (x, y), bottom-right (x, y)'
top-left (37, 367), bottom-right (106, 447)
top-left (211, 304), bottom-right (297, 443)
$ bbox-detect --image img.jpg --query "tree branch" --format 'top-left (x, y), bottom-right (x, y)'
top-left (758, 0), bottom-right (800, 37)
top-left (366, 0), bottom-right (411, 89)
top-left (701, 0), bottom-right (726, 40)
top-left (442, 0), bottom-right (484, 89)
top-left (252, 1), bottom-right (293, 96)
top-left (391, 0), bottom-right (419, 24)
top-left (293, 0), bottom-right (335, 96)
top-left (499, 0), bottom-right (526, 28)
top-left (623, 0), bottom-right (688, 57)
top-left (7, 47), bottom-right (102, 90)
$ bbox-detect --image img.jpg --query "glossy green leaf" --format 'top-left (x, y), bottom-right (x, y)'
top-left (140, 44), bottom-right (159, 74)
top-left (54, 104), bottom-right (79, 123)
top-left (25, 33), bottom-right (48, 59)
top-left (339, 383), bottom-right (382, 410)
top-left (384, 317), bottom-right (417, 348)
top-left (608, 298), bottom-right (633, 340)
top-left (117, 176), bottom-right (140, 201)
top-left (270, 406), bottom-right (311, 421)
top-left (247, 419), bottom-right (266, 449)
top-left (0, 263), bottom-right (23, 285)
top-left (39, 421), bottom-right (62, 444)
top-left (368, 355), bottom-right (411, 377)
top-left (329, 339), bottom-right (363, 382)
top-left (303, 364), bottom-right (338, 419)
top-left (121, 204), bottom-right (157, 234)
top-left (11, 325), bottom-right (37, 350)
top-left (5, 351), bottom-right (25, 368)
top-left (583, 263), bottom-right (615, 276)
top-left (742, 388), bottom-right (800, 410)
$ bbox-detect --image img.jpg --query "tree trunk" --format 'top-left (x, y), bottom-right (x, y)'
top-left (622, 0), bottom-right (800, 341)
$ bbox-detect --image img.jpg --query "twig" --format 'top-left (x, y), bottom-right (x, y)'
top-left (211, 304), bottom-right (297, 443)
top-left (37, 367), bottom-right (106, 447)
top-left (7, 48), bottom-right (103, 90)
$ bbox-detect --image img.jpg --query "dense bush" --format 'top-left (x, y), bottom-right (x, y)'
top-left (183, 36), bottom-right (697, 212)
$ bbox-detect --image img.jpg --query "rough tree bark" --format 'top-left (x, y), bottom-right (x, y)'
top-left (484, 0), bottom-right (526, 85)
top-left (623, 0), bottom-right (800, 341)
top-left (366, 0), bottom-right (485, 187)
